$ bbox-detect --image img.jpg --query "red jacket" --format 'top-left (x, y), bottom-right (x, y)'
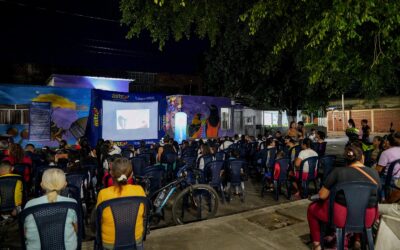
top-left (102, 172), bottom-right (134, 188)
top-left (4, 155), bottom-right (32, 182)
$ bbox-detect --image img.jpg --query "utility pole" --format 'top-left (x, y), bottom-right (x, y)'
top-left (342, 93), bottom-right (345, 130)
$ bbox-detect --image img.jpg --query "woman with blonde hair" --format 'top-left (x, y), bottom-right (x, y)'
top-left (23, 168), bottom-right (78, 250)
top-left (96, 157), bottom-right (146, 249)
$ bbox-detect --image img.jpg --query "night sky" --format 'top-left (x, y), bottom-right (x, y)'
top-left (0, 0), bottom-right (208, 74)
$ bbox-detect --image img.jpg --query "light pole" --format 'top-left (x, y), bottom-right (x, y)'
top-left (342, 93), bottom-right (345, 131)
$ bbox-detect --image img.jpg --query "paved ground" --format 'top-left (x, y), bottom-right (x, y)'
top-left (82, 200), bottom-right (312, 250)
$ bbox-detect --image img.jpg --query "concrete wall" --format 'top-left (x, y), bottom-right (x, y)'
top-left (327, 108), bottom-right (400, 132)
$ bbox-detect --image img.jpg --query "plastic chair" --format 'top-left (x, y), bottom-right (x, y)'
top-left (288, 145), bottom-right (302, 162)
top-left (120, 149), bottom-right (132, 159)
top-left (81, 163), bottom-right (98, 200)
top-left (196, 154), bottom-right (214, 170)
top-left (333, 181), bottom-right (378, 250)
top-left (137, 153), bottom-right (153, 166)
top-left (182, 149), bottom-right (197, 158)
top-left (383, 159), bottom-right (400, 199)
top-left (227, 159), bottom-right (246, 202)
top-left (182, 156), bottom-right (197, 169)
top-left (132, 157), bottom-right (147, 177)
top-left (0, 175), bottom-right (23, 213)
top-left (12, 163), bottom-right (31, 182)
top-left (18, 201), bottom-right (83, 250)
top-left (61, 184), bottom-right (86, 238)
top-left (319, 155), bottom-right (336, 188)
top-left (237, 142), bottom-right (248, 159)
top-left (66, 173), bottom-right (87, 194)
top-left (0, 174), bottom-right (24, 243)
top-left (204, 160), bottom-right (226, 203)
top-left (66, 172), bottom-right (88, 217)
top-left (294, 145), bottom-right (302, 157)
top-left (282, 145), bottom-right (290, 159)
top-left (298, 156), bottom-right (319, 198)
top-left (247, 142), bottom-right (258, 163)
top-left (161, 152), bottom-right (178, 181)
top-left (363, 149), bottom-right (374, 167)
top-left (56, 158), bottom-right (69, 171)
top-left (215, 151), bottom-right (226, 161)
top-left (256, 148), bottom-right (276, 174)
top-left (95, 196), bottom-right (150, 250)
top-left (276, 141), bottom-right (285, 153)
top-left (177, 163), bottom-right (205, 185)
top-left (272, 158), bottom-right (291, 201)
top-left (142, 166), bottom-right (166, 197)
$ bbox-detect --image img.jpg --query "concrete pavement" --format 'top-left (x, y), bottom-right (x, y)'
top-left (142, 199), bottom-right (311, 250)
top-left (80, 200), bottom-right (312, 250)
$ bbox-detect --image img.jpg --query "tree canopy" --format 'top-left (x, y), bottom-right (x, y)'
top-left (120, 0), bottom-right (400, 113)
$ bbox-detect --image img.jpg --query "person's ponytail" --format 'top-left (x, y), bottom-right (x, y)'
top-left (344, 145), bottom-right (363, 164)
top-left (111, 158), bottom-right (132, 194)
top-left (47, 190), bottom-right (59, 203)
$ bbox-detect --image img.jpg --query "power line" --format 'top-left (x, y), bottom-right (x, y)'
top-left (0, 0), bottom-right (119, 23)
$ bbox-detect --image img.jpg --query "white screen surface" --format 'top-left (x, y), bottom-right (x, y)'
top-left (102, 100), bottom-right (158, 141)
top-left (116, 109), bottom-right (150, 130)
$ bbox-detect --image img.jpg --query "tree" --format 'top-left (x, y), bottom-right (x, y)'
top-left (241, 0), bottom-right (400, 98)
top-left (119, 0), bottom-right (399, 117)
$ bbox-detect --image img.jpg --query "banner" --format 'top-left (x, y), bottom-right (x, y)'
top-left (29, 102), bottom-right (51, 141)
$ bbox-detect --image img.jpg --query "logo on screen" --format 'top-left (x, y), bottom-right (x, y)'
top-left (112, 93), bottom-right (129, 100)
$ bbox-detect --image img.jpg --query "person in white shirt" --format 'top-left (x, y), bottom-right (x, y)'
top-left (308, 128), bottom-right (317, 142)
top-left (219, 136), bottom-right (233, 151)
top-left (108, 140), bottom-right (121, 155)
top-left (293, 138), bottom-right (318, 198)
top-left (102, 140), bottom-right (122, 171)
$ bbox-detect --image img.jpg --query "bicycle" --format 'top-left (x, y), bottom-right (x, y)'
top-left (136, 166), bottom-right (219, 225)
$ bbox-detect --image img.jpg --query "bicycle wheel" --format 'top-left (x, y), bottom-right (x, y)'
top-left (172, 184), bottom-right (219, 225)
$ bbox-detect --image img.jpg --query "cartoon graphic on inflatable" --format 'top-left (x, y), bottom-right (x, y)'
top-left (189, 113), bottom-right (203, 139)
top-left (206, 105), bottom-right (220, 138)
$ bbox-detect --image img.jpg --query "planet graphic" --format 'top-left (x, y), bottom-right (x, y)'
top-left (6, 127), bottom-right (18, 137)
top-left (20, 129), bottom-right (29, 139)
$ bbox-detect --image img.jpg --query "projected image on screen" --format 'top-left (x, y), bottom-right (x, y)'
top-left (102, 100), bottom-right (158, 141)
top-left (116, 110), bottom-right (149, 130)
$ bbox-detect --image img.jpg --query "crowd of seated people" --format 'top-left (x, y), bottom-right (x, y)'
top-left (306, 131), bottom-right (400, 250)
top-left (0, 123), bottom-right (399, 249)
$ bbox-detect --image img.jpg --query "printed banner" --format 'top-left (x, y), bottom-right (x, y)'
top-left (29, 102), bottom-right (51, 141)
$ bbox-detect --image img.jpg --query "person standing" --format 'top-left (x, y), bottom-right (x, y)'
top-left (345, 119), bottom-right (359, 143)
top-left (360, 119), bottom-right (371, 144)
